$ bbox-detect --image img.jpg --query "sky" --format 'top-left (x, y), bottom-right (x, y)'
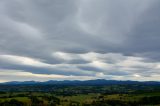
top-left (0, 0), bottom-right (160, 82)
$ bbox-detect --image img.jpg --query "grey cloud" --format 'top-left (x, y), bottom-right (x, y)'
top-left (77, 65), bottom-right (103, 72)
top-left (0, 0), bottom-right (160, 81)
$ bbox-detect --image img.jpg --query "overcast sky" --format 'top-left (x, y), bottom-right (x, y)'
top-left (0, 0), bottom-right (160, 82)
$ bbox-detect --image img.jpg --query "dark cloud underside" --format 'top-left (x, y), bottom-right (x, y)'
top-left (0, 0), bottom-right (160, 82)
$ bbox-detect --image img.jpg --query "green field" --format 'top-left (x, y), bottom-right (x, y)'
top-left (0, 84), bottom-right (160, 106)
top-left (0, 92), bottom-right (160, 106)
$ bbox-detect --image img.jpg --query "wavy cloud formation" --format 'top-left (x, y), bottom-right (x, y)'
top-left (0, 0), bottom-right (160, 82)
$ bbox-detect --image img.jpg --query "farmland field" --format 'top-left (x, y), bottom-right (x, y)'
top-left (0, 83), bottom-right (160, 106)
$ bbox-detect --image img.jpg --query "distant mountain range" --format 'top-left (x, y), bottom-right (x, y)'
top-left (1, 79), bottom-right (160, 86)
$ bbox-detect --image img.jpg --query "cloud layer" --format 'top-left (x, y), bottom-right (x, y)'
top-left (0, 0), bottom-right (160, 82)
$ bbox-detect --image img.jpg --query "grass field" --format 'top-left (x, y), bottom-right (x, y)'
top-left (0, 84), bottom-right (160, 106)
top-left (0, 92), bottom-right (160, 106)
